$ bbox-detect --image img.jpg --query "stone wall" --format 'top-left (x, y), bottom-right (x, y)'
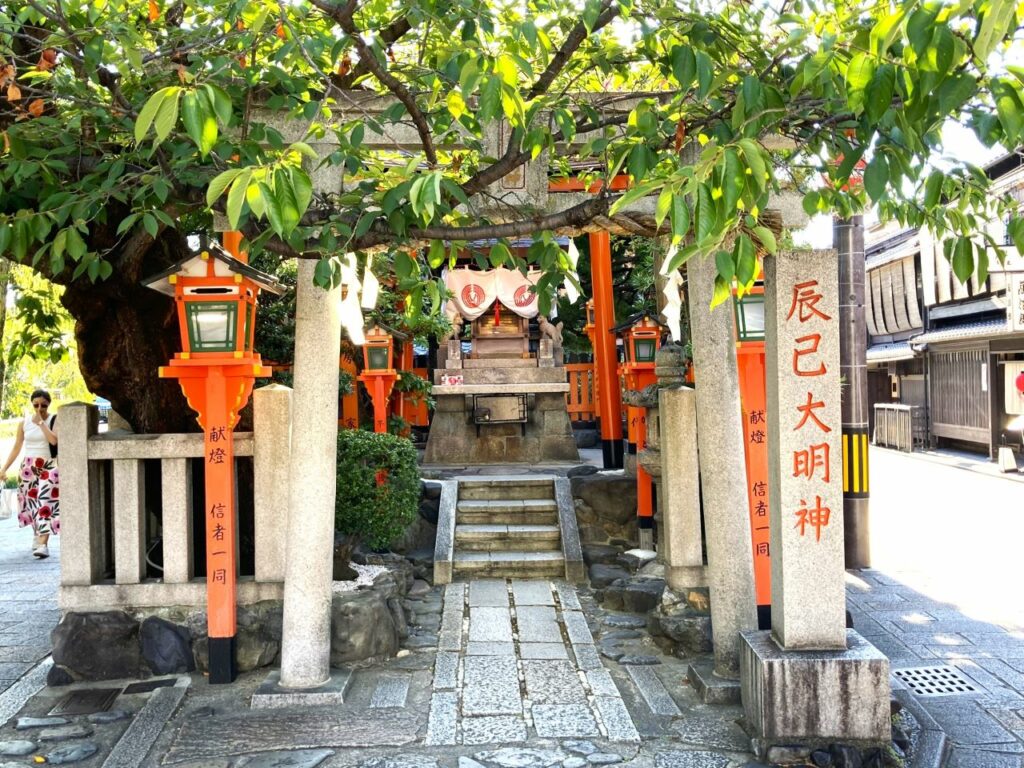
top-left (570, 471), bottom-right (638, 545)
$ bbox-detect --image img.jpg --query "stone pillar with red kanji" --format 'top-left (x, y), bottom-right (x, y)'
top-left (739, 250), bottom-right (890, 757)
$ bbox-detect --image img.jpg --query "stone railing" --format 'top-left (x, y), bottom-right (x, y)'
top-left (58, 385), bottom-right (292, 612)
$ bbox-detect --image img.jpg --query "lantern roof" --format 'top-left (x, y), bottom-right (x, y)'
top-left (610, 311), bottom-right (667, 334)
top-left (365, 323), bottom-right (409, 342)
top-left (141, 242), bottom-right (285, 297)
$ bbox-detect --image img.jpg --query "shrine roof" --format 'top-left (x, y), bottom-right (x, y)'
top-left (610, 311), bottom-right (667, 334)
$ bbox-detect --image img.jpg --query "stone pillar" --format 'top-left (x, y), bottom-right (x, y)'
top-left (687, 254), bottom-right (758, 677)
top-left (740, 249), bottom-right (889, 755)
top-left (835, 216), bottom-right (871, 569)
top-left (279, 260), bottom-right (342, 689)
top-left (658, 385), bottom-right (703, 589)
top-left (254, 384), bottom-right (292, 583)
top-left (764, 250), bottom-right (846, 649)
top-left (57, 402), bottom-right (101, 586)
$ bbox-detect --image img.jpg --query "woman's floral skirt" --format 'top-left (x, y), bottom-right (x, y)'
top-left (17, 456), bottom-right (59, 536)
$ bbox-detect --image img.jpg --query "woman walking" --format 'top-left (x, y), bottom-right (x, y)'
top-left (1, 389), bottom-right (59, 558)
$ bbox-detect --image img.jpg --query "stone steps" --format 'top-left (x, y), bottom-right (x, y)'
top-left (458, 478), bottom-right (556, 502)
top-left (455, 524), bottom-right (561, 551)
top-left (456, 499), bottom-right (559, 526)
top-left (452, 550), bottom-right (567, 578)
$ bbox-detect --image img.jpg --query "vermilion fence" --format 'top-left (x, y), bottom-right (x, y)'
top-left (565, 363), bottom-right (597, 423)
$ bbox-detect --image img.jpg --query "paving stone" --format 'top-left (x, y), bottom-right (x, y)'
top-left (15, 715), bottom-right (69, 730)
top-left (523, 660), bottom-right (588, 704)
top-left (592, 696), bottom-right (641, 742)
top-left (626, 667), bottom-right (680, 716)
top-left (517, 607), bottom-right (563, 643)
top-left (460, 758), bottom-right (488, 768)
top-left (471, 607), bottom-right (514, 642)
top-left (370, 675), bottom-right (411, 708)
top-left (532, 704), bottom-right (599, 738)
top-left (239, 750), bottom-right (335, 768)
top-left (462, 716), bottom-right (528, 745)
top-left (42, 741), bottom-right (100, 765)
top-left (562, 742), bottom-right (599, 756)
top-left (602, 630), bottom-right (642, 641)
top-left (434, 651), bottom-right (459, 690)
top-left (468, 642), bottom-right (516, 656)
top-left (472, 748), bottom-right (568, 768)
top-left (946, 746), bottom-right (1024, 768)
top-left (426, 691), bottom-right (459, 746)
top-left (555, 585), bottom-right (582, 611)
top-left (88, 709), bottom-right (131, 724)
top-left (573, 644), bottom-right (603, 671)
top-left (585, 669), bottom-right (620, 697)
top-left (405, 632), bottom-right (439, 649)
top-left (519, 643), bottom-right (568, 660)
top-left (38, 724), bottom-right (93, 741)
top-left (512, 581), bottom-right (555, 606)
top-left (0, 740), bottom-right (36, 756)
top-left (600, 647), bottom-right (625, 662)
top-left (618, 655), bottom-right (660, 666)
top-left (470, 581), bottom-right (510, 607)
top-left (602, 616), bottom-right (647, 629)
top-left (563, 758), bottom-right (588, 768)
top-left (563, 612), bottom-right (595, 645)
top-left (653, 751), bottom-right (730, 768)
top-left (671, 717), bottom-right (750, 752)
top-left (358, 756), bottom-right (438, 768)
top-left (585, 754), bottom-right (622, 765)
top-left (464, 656), bottom-right (522, 716)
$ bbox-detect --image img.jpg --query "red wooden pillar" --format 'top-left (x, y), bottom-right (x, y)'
top-left (738, 342), bottom-right (772, 617)
top-left (589, 232), bottom-right (623, 469)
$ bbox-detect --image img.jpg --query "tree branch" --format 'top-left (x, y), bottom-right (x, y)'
top-left (310, 0), bottom-right (438, 166)
top-left (526, 0), bottom-right (619, 101)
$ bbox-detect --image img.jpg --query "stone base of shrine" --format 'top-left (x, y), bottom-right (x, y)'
top-left (740, 629), bottom-right (891, 754)
top-left (424, 386), bottom-right (579, 465)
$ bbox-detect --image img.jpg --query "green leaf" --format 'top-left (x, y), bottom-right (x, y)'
top-left (142, 213), bottom-right (159, 239)
top-left (654, 187), bottom-right (673, 229)
top-left (152, 87), bottom-right (181, 144)
top-left (289, 166), bottom-right (313, 218)
top-left (864, 154), bottom-right (888, 202)
top-left (721, 148), bottom-right (742, 213)
top-left (865, 64), bottom-right (895, 123)
top-left (226, 170), bottom-right (252, 230)
top-left (695, 182), bottom-right (714, 242)
top-left (951, 237), bottom-right (973, 283)
top-left (203, 83), bottom-right (233, 128)
top-left (427, 239), bottom-right (446, 268)
top-left (1009, 217), bottom-right (1024, 253)
top-left (923, 171), bottom-right (943, 208)
top-left (695, 51), bottom-right (713, 98)
top-left (711, 274), bottom-right (731, 308)
top-left (737, 139), bottom-right (766, 192)
top-left (670, 45), bottom-right (696, 90)
top-left (489, 241), bottom-right (512, 267)
top-left (182, 90), bottom-right (217, 156)
top-left (752, 225), bottom-right (777, 255)
top-left (259, 180), bottom-right (285, 237)
top-left (273, 168), bottom-right (301, 233)
top-left (670, 193), bottom-right (689, 241)
top-left (927, 26), bottom-right (955, 74)
top-left (846, 53), bottom-right (876, 107)
top-left (134, 88), bottom-right (169, 144)
top-left (715, 249), bottom-right (735, 282)
top-left (870, 11), bottom-right (904, 57)
top-left (802, 190), bottom-right (821, 217)
top-left (314, 258), bottom-right (334, 287)
top-left (735, 235), bottom-right (756, 285)
top-left (992, 80), bottom-right (1024, 143)
top-left (976, 245), bottom-right (989, 285)
top-left (207, 168), bottom-right (244, 206)
top-left (975, 0), bottom-right (1017, 62)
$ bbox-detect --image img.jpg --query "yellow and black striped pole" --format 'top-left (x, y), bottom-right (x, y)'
top-left (836, 215), bottom-right (871, 568)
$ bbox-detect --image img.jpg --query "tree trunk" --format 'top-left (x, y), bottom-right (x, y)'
top-left (0, 259), bottom-right (11, 409)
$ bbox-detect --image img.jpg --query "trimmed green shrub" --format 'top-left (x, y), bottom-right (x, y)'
top-left (335, 429), bottom-right (420, 551)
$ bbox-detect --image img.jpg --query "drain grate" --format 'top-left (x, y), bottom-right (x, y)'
top-left (894, 665), bottom-right (978, 696)
top-left (49, 688), bottom-right (121, 716)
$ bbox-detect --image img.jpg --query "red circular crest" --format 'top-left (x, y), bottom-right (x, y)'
top-left (461, 284), bottom-right (484, 309)
top-left (1016, 371), bottom-right (1024, 396)
top-left (513, 285), bottom-right (535, 307)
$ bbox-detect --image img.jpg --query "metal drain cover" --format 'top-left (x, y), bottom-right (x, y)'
top-left (894, 665), bottom-right (978, 696)
top-left (123, 678), bottom-right (177, 695)
top-left (49, 688), bottom-right (121, 716)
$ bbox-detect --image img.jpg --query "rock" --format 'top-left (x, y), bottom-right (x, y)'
top-left (193, 601), bottom-right (282, 673)
top-left (599, 645), bottom-right (624, 661)
top-left (585, 755), bottom-right (622, 765)
top-left (828, 745), bottom-right (862, 768)
top-left (418, 498), bottom-right (440, 525)
top-left (43, 742), bottom-right (100, 765)
top-left (567, 463), bottom-right (598, 477)
top-left (140, 616), bottom-right (194, 675)
top-left (51, 611), bottom-right (141, 681)
top-left (239, 749), bottom-right (335, 767)
top-left (883, 744), bottom-right (905, 767)
top-left (657, 614), bottom-right (713, 655)
top-left (460, 758), bottom-right (488, 768)
top-left (571, 474), bottom-right (638, 527)
top-left (860, 749), bottom-right (883, 768)
top-left (811, 750), bottom-right (834, 767)
top-left (589, 564), bottom-right (630, 589)
top-left (562, 741), bottom-right (599, 757)
top-left (891, 727), bottom-right (909, 752)
top-left (15, 716), bottom-right (69, 730)
top-left (47, 665), bottom-right (74, 687)
top-left (331, 574), bottom-right (407, 664)
top-left (621, 579), bottom-right (665, 613)
top-left (473, 749), bottom-right (567, 768)
top-left (582, 545), bottom-right (621, 567)
top-left (403, 632), bottom-right (438, 649)
top-left (409, 579), bottom-right (431, 596)
top-left (563, 759), bottom-right (588, 768)
top-left (766, 746), bottom-right (811, 764)
top-left (618, 549), bottom-right (657, 573)
top-left (422, 480), bottom-right (443, 500)
top-left (87, 709), bottom-right (130, 724)
top-left (618, 655), bottom-right (661, 665)
top-left (603, 615), bottom-right (647, 629)
top-left (0, 740), bottom-right (36, 756)
top-left (601, 629), bottom-right (642, 641)
top-left (38, 725), bottom-right (93, 742)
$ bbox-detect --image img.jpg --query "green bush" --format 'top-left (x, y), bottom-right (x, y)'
top-left (335, 429), bottom-right (420, 551)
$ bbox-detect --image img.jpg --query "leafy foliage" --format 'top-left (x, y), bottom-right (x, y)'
top-left (334, 429), bottom-right (420, 550)
top-left (0, 0), bottom-right (1022, 316)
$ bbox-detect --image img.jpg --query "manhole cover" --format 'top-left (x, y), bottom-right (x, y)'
top-left (894, 665), bottom-right (978, 696)
top-left (49, 688), bottom-right (121, 716)
top-left (123, 678), bottom-right (177, 695)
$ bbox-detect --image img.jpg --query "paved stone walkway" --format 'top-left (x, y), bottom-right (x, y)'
top-left (0, 515), bottom-right (59, 696)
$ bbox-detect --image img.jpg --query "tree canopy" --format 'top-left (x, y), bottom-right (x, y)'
top-left (1, 0), bottom-right (1022, 427)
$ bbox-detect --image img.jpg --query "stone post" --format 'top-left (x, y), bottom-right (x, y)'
top-left (740, 250), bottom-right (889, 756)
top-left (254, 384), bottom-right (292, 583)
top-left (57, 402), bottom-right (101, 586)
top-left (279, 260), bottom-right (342, 689)
top-left (657, 385), bottom-right (703, 589)
top-left (687, 254), bottom-right (758, 678)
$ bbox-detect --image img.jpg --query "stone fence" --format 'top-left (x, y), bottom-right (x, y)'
top-left (57, 385), bottom-right (292, 613)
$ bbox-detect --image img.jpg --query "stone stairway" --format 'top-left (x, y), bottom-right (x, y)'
top-left (434, 476), bottom-right (585, 583)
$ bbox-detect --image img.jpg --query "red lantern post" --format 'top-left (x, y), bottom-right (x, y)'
top-left (143, 237), bottom-right (282, 684)
top-left (358, 325), bottom-right (398, 433)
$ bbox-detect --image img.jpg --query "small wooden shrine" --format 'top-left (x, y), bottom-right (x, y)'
top-left (423, 266), bottom-right (579, 465)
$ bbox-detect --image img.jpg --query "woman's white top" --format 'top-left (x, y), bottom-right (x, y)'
top-left (23, 414), bottom-right (54, 459)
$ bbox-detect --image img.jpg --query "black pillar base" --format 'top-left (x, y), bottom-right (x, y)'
top-left (602, 439), bottom-right (624, 469)
top-left (208, 636), bottom-right (237, 685)
top-left (756, 604), bottom-right (771, 630)
top-left (627, 441), bottom-right (637, 455)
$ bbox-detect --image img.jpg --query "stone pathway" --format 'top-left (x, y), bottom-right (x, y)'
top-left (0, 516), bottom-right (59, 696)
